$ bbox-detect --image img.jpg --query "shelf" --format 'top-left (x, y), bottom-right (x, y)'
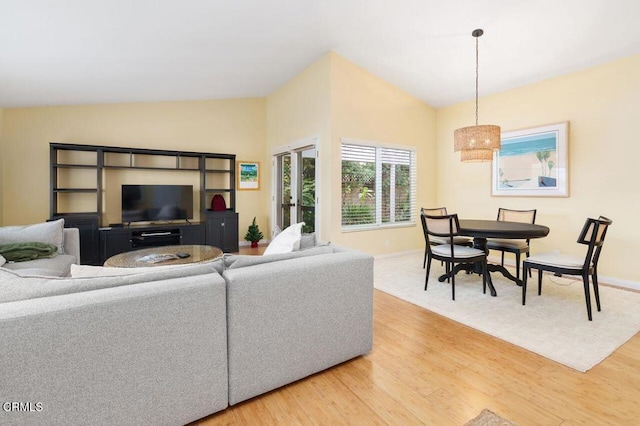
top-left (205, 188), bottom-right (233, 193)
top-left (53, 188), bottom-right (99, 193)
top-left (53, 164), bottom-right (98, 169)
top-left (205, 169), bottom-right (233, 173)
top-left (103, 165), bottom-right (202, 172)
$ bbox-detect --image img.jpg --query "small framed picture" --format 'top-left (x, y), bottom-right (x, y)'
top-left (237, 161), bottom-right (260, 190)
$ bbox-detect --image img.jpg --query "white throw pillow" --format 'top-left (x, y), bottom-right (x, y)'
top-left (263, 222), bottom-right (305, 256)
top-left (0, 254), bottom-right (6, 267)
top-left (0, 218), bottom-right (65, 254)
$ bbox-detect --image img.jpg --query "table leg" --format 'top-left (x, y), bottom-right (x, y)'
top-left (436, 238), bottom-right (499, 296)
top-left (486, 264), bottom-right (522, 286)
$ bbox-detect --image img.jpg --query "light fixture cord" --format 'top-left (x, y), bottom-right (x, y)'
top-left (475, 34), bottom-right (479, 126)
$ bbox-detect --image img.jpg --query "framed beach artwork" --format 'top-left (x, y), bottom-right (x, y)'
top-left (492, 122), bottom-right (569, 197)
top-left (237, 161), bottom-right (260, 190)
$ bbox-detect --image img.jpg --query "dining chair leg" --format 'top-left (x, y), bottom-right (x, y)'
top-left (582, 273), bottom-right (593, 321)
top-left (522, 265), bottom-right (528, 305)
top-left (592, 272), bottom-right (602, 312)
top-left (423, 247), bottom-right (427, 269)
top-left (481, 260), bottom-right (487, 294)
top-left (451, 262), bottom-right (456, 300)
top-left (515, 252), bottom-right (521, 280)
top-left (537, 269), bottom-right (543, 295)
top-left (424, 257), bottom-right (432, 291)
top-left (501, 252), bottom-right (505, 266)
top-left (526, 252), bottom-right (532, 278)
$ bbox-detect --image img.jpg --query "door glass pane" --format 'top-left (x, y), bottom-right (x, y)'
top-left (299, 147), bottom-right (316, 233)
top-left (280, 154), bottom-right (291, 229)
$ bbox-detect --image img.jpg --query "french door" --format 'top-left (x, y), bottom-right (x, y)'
top-left (273, 143), bottom-right (318, 234)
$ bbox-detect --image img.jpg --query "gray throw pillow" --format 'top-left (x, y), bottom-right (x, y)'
top-left (298, 233), bottom-right (316, 250)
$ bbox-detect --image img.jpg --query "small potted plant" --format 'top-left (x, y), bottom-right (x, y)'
top-left (244, 217), bottom-right (264, 248)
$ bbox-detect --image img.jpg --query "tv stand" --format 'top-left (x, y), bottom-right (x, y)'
top-left (99, 222), bottom-right (205, 264)
top-left (50, 143), bottom-right (237, 265)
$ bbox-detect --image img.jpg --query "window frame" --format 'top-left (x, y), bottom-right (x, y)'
top-left (341, 138), bottom-right (416, 232)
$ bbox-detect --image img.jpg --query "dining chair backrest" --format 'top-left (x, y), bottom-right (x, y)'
top-left (577, 216), bottom-right (613, 269)
top-left (420, 207), bottom-right (448, 245)
top-left (497, 208), bottom-right (537, 224)
top-left (423, 213), bottom-right (461, 239)
top-left (421, 207), bottom-right (448, 216)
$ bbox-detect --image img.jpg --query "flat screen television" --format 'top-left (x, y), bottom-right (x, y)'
top-left (122, 184), bottom-right (193, 223)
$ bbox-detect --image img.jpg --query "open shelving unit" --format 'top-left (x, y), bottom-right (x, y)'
top-left (50, 142), bottom-right (238, 264)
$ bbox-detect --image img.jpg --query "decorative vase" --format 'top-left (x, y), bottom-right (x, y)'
top-left (251, 241), bottom-right (258, 248)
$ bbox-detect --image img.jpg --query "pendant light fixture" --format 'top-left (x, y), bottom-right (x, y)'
top-left (454, 29), bottom-right (501, 162)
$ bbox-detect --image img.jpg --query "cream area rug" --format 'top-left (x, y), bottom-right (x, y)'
top-left (374, 251), bottom-right (640, 372)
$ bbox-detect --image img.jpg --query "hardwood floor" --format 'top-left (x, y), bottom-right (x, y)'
top-left (193, 247), bottom-right (640, 425)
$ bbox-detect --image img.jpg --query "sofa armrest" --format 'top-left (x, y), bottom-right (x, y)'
top-left (0, 273), bottom-right (228, 425)
top-left (224, 249), bottom-right (374, 405)
top-left (62, 228), bottom-right (80, 264)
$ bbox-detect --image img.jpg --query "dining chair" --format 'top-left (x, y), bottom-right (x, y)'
top-left (421, 212), bottom-right (488, 300)
top-left (486, 208), bottom-right (537, 280)
top-left (420, 207), bottom-right (472, 268)
top-left (522, 216), bottom-right (613, 321)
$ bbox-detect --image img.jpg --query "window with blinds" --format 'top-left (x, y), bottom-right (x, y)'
top-left (341, 142), bottom-right (416, 229)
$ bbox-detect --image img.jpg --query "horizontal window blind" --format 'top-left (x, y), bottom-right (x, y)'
top-left (342, 142), bottom-right (416, 229)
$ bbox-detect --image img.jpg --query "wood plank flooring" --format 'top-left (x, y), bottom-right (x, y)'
top-left (192, 247), bottom-right (640, 425)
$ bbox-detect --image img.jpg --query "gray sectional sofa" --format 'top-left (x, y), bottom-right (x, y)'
top-left (0, 242), bottom-right (373, 425)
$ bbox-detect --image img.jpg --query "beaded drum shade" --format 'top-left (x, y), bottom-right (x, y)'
top-left (454, 29), bottom-right (501, 162)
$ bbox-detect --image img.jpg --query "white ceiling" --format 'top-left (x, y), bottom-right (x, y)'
top-left (1, 0), bottom-right (639, 109)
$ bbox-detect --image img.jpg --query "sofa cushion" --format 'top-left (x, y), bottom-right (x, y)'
top-left (263, 222), bottom-right (304, 256)
top-left (0, 262), bottom-right (218, 303)
top-left (0, 218), bottom-right (65, 254)
top-left (225, 245), bottom-right (334, 270)
top-left (2, 254), bottom-right (78, 277)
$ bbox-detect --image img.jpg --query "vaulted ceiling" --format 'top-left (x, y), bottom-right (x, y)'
top-left (1, 0), bottom-right (639, 108)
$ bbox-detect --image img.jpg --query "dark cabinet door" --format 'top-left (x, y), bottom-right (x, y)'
top-left (100, 229), bottom-right (132, 264)
top-left (206, 212), bottom-right (239, 252)
top-left (181, 224), bottom-right (205, 245)
top-left (221, 212), bottom-right (238, 252)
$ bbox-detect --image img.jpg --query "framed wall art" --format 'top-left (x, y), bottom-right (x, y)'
top-left (238, 161), bottom-right (260, 190)
top-left (492, 122), bottom-right (569, 197)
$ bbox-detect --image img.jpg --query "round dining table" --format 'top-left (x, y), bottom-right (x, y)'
top-left (438, 219), bottom-right (550, 296)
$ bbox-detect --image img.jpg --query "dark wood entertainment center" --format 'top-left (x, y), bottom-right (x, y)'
top-left (50, 143), bottom-right (239, 265)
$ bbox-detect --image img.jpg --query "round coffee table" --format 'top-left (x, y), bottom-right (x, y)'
top-left (104, 244), bottom-right (223, 268)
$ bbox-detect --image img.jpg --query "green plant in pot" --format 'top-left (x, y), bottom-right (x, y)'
top-left (244, 217), bottom-right (264, 248)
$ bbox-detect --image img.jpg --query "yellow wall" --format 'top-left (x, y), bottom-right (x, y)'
top-left (329, 53), bottom-right (437, 253)
top-left (0, 99), bottom-right (267, 236)
top-left (266, 52), bottom-right (437, 253)
top-left (437, 54), bottom-right (640, 284)
top-left (1, 51), bottom-right (637, 285)
top-left (266, 54), bottom-right (332, 239)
